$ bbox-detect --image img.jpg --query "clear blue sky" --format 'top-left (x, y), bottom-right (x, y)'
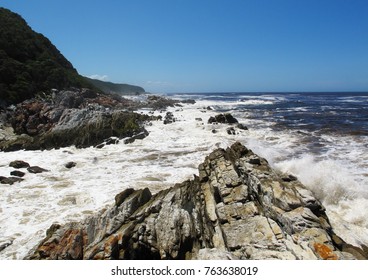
top-left (1, 0), bottom-right (368, 93)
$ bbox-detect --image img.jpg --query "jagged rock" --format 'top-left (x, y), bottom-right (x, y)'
top-left (208, 113), bottom-right (238, 124)
top-left (27, 166), bottom-right (49, 174)
top-left (10, 170), bottom-right (25, 177)
top-left (26, 142), bottom-right (367, 260)
top-left (0, 89), bottom-right (151, 151)
top-left (9, 160), bottom-right (30, 169)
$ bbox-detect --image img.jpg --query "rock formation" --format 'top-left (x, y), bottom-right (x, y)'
top-left (26, 142), bottom-right (367, 260)
top-left (208, 113), bottom-right (239, 124)
top-left (0, 88), bottom-right (152, 151)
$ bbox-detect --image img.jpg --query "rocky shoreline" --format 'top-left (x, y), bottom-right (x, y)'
top-left (0, 89), bottom-right (192, 152)
top-left (25, 142), bottom-right (368, 260)
top-left (1, 94), bottom-right (367, 260)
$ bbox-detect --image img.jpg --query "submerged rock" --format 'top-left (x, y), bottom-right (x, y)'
top-left (26, 142), bottom-right (367, 260)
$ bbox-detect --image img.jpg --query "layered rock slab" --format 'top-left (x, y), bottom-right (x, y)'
top-left (26, 142), bottom-right (367, 260)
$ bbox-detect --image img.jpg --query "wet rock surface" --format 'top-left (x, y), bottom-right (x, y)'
top-left (208, 113), bottom-right (239, 124)
top-left (0, 89), bottom-right (193, 152)
top-left (0, 176), bottom-right (24, 185)
top-left (25, 142), bottom-right (367, 260)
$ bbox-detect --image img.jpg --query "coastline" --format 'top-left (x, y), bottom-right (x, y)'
top-left (0, 94), bottom-right (367, 259)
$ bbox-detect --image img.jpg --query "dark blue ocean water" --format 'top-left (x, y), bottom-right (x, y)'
top-left (170, 92), bottom-right (368, 137)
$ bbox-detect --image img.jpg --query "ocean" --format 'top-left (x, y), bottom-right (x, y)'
top-left (0, 92), bottom-right (367, 259)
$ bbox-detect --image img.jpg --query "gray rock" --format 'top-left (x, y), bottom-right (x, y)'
top-left (237, 123), bottom-right (248, 130)
top-left (0, 89), bottom-right (152, 151)
top-left (10, 170), bottom-right (26, 177)
top-left (226, 127), bottom-right (236, 135)
top-left (123, 129), bottom-right (149, 144)
top-left (26, 142), bottom-right (367, 260)
top-left (0, 176), bottom-right (24, 185)
top-left (163, 112), bottom-right (175, 125)
top-left (27, 166), bottom-right (49, 174)
top-left (9, 160), bottom-right (30, 169)
top-left (208, 113), bottom-right (238, 124)
top-left (65, 162), bottom-right (77, 169)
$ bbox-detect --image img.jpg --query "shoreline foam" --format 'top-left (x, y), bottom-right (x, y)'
top-left (1, 97), bottom-right (367, 259)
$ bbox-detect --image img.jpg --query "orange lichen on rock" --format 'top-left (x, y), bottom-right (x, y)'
top-left (313, 243), bottom-right (338, 260)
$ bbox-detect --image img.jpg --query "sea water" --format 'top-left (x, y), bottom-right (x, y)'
top-left (0, 92), bottom-right (367, 259)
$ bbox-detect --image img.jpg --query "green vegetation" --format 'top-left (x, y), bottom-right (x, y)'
top-left (84, 77), bottom-right (145, 95)
top-left (0, 8), bottom-right (93, 105)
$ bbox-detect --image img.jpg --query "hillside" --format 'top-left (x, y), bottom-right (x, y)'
top-left (0, 8), bottom-right (145, 106)
top-left (0, 8), bottom-right (95, 105)
top-left (84, 77), bottom-right (145, 95)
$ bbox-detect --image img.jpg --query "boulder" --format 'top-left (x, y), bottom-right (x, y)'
top-left (65, 162), bottom-right (77, 169)
top-left (208, 113), bottom-right (238, 124)
top-left (9, 160), bottom-right (30, 169)
top-left (0, 176), bottom-right (24, 185)
top-left (26, 142), bottom-right (367, 260)
top-left (27, 166), bottom-right (49, 174)
top-left (10, 170), bottom-right (26, 177)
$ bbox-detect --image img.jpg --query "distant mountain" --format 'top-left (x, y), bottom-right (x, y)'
top-left (84, 77), bottom-right (145, 95)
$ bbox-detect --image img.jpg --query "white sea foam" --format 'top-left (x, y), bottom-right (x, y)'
top-left (0, 97), bottom-right (367, 258)
top-left (0, 103), bottom-right (244, 259)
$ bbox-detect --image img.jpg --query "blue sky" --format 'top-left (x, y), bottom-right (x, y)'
top-left (1, 0), bottom-right (368, 93)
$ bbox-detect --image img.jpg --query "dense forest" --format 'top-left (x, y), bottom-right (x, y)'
top-left (0, 8), bottom-right (93, 105)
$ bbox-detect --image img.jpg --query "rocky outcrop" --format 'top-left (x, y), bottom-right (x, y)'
top-left (0, 89), bottom-right (152, 151)
top-left (208, 113), bottom-right (238, 124)
top-left (26, 142), bottom-right (367, 260)
top-left (0, 88), bottom-right (196, 151)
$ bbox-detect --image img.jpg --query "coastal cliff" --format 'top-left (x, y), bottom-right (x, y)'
top-left (26, 142), bottom-right (367, 260)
